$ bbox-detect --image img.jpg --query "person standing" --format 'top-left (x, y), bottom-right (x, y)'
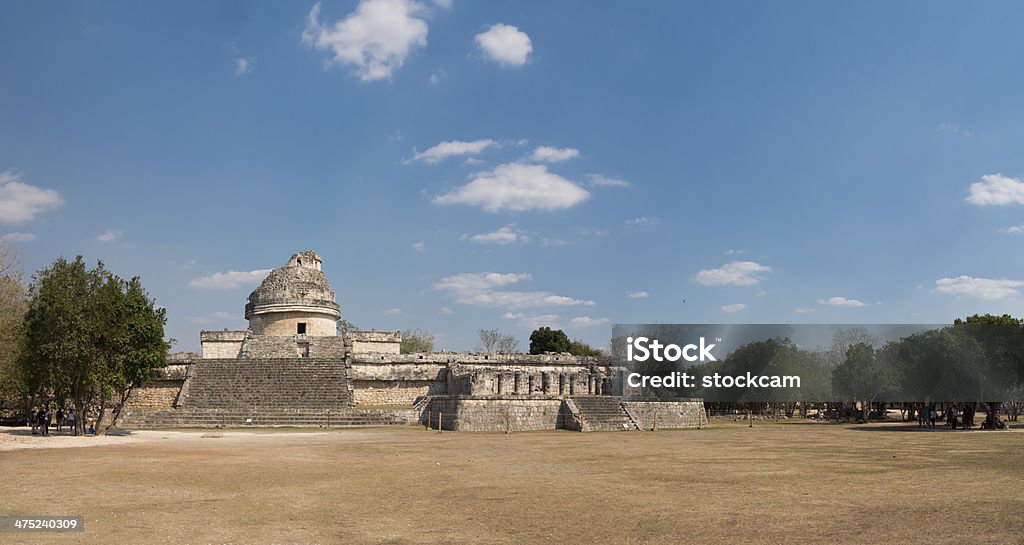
top-left (37, 408), bottom-right (48, 436)
top-left (66, 409), bottom-right (76, 435)
top-left (56, 407), bottom-right (64, 432)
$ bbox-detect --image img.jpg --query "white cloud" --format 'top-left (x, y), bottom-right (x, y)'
top-left (463, 224), bottom-right (527, 245)
top-left (475, 23), bottom-right (532, 66)
top-left (431, 0), bottom-right (452, 9)
top-left (721, 303), bottom-right (746, 313)
top-left (625, 216), bottom-right (656, 226)
top-left (569, 316), bottom-right (609, 328)
top-left (794, 307), bottom-right (816, 314)
top-left (1004, 225), bottom-right (1024, 234)
top-left (413, 241), bottom-right (425, 252)
top-left (541, 238), bottom-right (567, 247)
top-left (725, 249), bottom-right (745, 255)
top-left (439, 306), bottom-right (453, 315)
top-left (408, 139), bottom-right (496, 164)
top-left (933, 275), bottom-right (1024, 300)
top-left (817, 296), bottom-right (866, 307)
top-left (529, 146), bottom-right (579, 163)
top-left (434, 272), bottom-right (530, 292)
top-left (384, 307), bottom-right (402, 315)
top-left (966, 173), bottom-right (1024, 206)
top-left (302, 0), bottom-right (429, 81)
top-left (939, 123), bottom-right (971, 137)
top-left (695, 261), bottom-right (771, 287)
top-left (190, 311), bottom-right (240, 325)
top-left (456, 291), bottom-right (594, 309)
top-left (434, 162), bottom-right (589, 212)
top-left (235, 58), bottom-right (252, 76)
top-left (2, 232), bottom-right (35, 242)
top-left (585, 174), bottom-right (629, 187)
top-left (434, 272), bottom-right (594, 309)
top-left (504, 312), bottom-right (559, 329)
top-left (96, 229), bottom-right (121, 243)
top-left (0, 170), bottom-right (63, 224)
top-left (626, 290), bottom-right (649, 299)
top-left (189, 269), bottom-right (272, 290)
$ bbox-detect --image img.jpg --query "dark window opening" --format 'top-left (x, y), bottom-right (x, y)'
top-left (297, 323), bottom-right (307, 335)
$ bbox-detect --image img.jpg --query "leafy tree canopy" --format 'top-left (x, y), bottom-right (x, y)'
top-left (529, 326), bottom-right (570, 355)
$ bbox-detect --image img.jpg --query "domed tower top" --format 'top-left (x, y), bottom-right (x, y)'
top-left (244, 251), bottom-right (341, 336)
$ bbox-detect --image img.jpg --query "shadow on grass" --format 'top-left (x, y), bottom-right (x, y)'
top-left (848, 423), bottom-right (997, 433)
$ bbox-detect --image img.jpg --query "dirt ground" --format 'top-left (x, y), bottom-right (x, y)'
top-left (2, 421), bottom-right (1022, 545)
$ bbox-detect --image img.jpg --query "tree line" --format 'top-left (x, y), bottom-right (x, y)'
top-left (626, 317), bottom-right (1024, 427)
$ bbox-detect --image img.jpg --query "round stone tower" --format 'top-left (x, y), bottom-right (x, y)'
top-left (244, 251), bottom-right (341, 337)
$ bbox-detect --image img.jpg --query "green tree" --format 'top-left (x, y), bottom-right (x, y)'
top-left (529, 327), bottom-right (571, 354)
top-left (400, 328), bottom-right (434, 353)
top-left (832, 342), bottom-right (894, 421)
top-left (568, 339), bottom-right (602, 357)
top-left (94, 276), bottom-right (169, 432)
top-left (952, 314), bottom-right (1024, 429)
top-left (20, 257), bottom-right (169, 435)
top-left (0, 238), bottom-right (27, 413)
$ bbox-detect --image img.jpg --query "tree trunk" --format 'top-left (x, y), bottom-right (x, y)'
top-left (94, 391), bottom-right (107, 436)
top-left (986, 401), bottom-right (1001, 430)
top-left (102, 385), bottom-right (133, 434)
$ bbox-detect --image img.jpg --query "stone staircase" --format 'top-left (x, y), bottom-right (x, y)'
top-left (119, 407), bottom-right (417, 428)
top-left (116, 357), bottom-right (410, 428)
top-left (570, 396), bottom-right (639, 431)
top-left (180, 358), bottom-right (352, 410)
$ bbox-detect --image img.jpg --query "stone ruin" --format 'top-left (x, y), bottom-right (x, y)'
top-left (121, 250), bottom-right (707, 432)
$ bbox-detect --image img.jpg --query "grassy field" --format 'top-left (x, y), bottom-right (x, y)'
top-left (2, 421), bottom-right (1022, 544)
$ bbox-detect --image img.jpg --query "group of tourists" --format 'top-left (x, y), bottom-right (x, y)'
top-left (30, 404), bottom-right (90, 436)
top-left (916, 404), bottom-right (975, 430)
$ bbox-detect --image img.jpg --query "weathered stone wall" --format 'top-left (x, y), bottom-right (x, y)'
top-left (239, 335), bottom-right (346, 359)
top-left (623, 401), bottom-right (708, 429)
top-left (349, 330), bottom-right (401, 354)
top-left (424, 396), bottom-right (567, 431)
top-left (127, 380), bottom-right (182, 408)
top-left (201, 330), bottom-right (246, 359)
top-left (126, 364), bottom-right (190, 409)
top-left (248, 312), bottom-right (337, 337)
top-left (352, 379), bottom-right (444, 406)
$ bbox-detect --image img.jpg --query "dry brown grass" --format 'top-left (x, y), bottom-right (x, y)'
top-left (2, 421), bottom-right (1022, 544)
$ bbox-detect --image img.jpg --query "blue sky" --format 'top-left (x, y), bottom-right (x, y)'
top-left (2, 1), bottom-right (1023, 352)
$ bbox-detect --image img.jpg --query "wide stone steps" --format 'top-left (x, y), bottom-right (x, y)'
top-left (570, 396), bottom-right (639, 431)
top-left (181, 358), bottom-right (352, 411)
top-left (120, 408), bottom-right (416, 428)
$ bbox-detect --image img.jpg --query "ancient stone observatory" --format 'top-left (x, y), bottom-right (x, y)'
top-left (121, 249), bottom-right (708, 432)
top-left (245, 251), bottom-right (340, 337)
